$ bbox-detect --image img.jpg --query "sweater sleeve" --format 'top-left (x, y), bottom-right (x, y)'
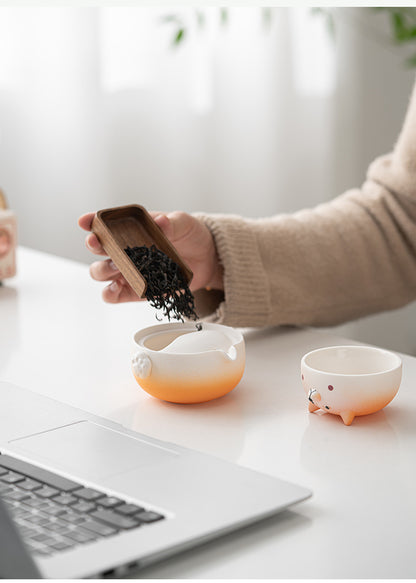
top-left (192, 82), bottom-right (416, 328)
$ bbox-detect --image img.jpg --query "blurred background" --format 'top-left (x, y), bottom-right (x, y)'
top-left (0, 6), bottom-right (415, 354)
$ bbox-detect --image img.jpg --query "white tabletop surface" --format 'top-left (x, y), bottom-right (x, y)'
top-left (1, 247), bottom-right (416, 579)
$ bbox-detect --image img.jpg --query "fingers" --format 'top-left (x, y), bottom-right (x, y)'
top-left (78, 213), bottom-right (106, 256)
top-left (78, 212), bottom-right (95, 231)
top-left (89, 258), bottom-right (120, 282)
top-left (89, 260), bottom-right (141, 303)
top-left (85, 233), bottom-right (107, 256)
top-left (102, 278), bottom-right (141, 304)
top-left (79, 210), bottom-right (142, 305)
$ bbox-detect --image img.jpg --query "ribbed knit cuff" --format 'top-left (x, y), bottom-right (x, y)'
top-left (193, 213), bottom-right (271, 327)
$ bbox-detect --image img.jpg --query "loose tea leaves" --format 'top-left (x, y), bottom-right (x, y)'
top-left (125, 244), bottom-right (198, 322)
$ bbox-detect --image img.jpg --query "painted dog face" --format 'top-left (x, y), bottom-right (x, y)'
top-left (302, 374), bottom-right (356, 425)
top-left (308, 385), bottom-right (334, 412)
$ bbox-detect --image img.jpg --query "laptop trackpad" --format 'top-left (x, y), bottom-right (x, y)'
top-left (7, 421), bottom-right (178, 480)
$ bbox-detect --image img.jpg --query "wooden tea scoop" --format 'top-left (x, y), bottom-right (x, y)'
top-left (92, 204), bottom-right (193, 298)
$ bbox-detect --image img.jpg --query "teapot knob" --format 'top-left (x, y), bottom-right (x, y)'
top-left (132, 352), bottom-right (152, 379)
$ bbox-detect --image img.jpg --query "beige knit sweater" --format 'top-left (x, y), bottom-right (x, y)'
top-left (193, 82), bottom-right (416, 328)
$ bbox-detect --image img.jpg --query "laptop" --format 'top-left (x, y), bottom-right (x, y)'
top-left (0, 380), bottom-right (311, 578)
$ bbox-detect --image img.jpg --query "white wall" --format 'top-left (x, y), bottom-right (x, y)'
top-left (0, 7), bottom-right (415, 354)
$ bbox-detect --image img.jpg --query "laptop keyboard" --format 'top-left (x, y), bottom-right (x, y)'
top-left (0, 453), bottom-right (165, 557)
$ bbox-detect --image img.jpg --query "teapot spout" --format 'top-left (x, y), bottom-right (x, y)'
top-left (221, 346), bottom-right (237, 361)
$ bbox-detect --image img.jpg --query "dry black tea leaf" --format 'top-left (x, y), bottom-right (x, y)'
top-left (125, 245), bottom-right (198, 322)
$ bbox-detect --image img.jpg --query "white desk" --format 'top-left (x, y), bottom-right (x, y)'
top-left (1, 247), bottom-right (416, 579)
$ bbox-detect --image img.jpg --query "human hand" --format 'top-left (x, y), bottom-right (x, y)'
top-left (78, 210), bottom-right (223, 303)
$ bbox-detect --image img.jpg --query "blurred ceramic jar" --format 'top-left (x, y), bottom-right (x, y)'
top-left (0, 189), bottom-right (17, 282)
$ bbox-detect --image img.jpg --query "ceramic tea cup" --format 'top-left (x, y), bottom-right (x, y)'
top-left (301, 345), bottom-right (402, 425)
top-left (132, 322), bottom-right (245, 403)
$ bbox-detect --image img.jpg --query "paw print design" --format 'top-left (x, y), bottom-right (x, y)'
top-left (132, 352), bottom-right (152, 379)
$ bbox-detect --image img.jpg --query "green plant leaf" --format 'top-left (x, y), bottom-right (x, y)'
top-left (173, 28), bottom-right (185, 45)
top-left (392, 11), bottom-right (409, 42)
top-left (311, 7), bottom-right (335, 40)
top-left (160, 14), bottom-right (181, 24)
top-left (262, 7), bottom-right (273, 30)
top-left (406, 53), bottom-right (416, 67)
top-left (196, 10), bottom-right (205, 28)
top-left (220, 8), bottom-right (228, 26)
top-left (160, 6), bottom-right (416, 68)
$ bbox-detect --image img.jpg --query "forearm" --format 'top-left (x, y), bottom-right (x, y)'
top-left (193, 83), bottom-right (416, 328)
top-left (258, 180), bottom-right (416, 327)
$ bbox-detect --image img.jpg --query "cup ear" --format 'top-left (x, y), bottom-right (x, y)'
top-left (132, 352), bottom-right (152, 379)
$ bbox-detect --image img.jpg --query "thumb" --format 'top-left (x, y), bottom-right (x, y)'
top-left (153, 211), bottom-right (192, 244)
top-left (152, 213), bottom-right (174, 240)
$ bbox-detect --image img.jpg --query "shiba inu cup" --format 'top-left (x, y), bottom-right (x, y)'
top-left (301, 345), bottom-right (402, 425)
